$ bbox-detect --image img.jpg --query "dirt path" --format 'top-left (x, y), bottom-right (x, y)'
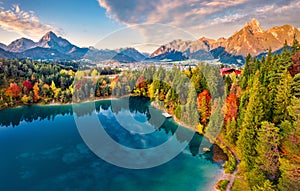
top-left (216, 138), bottom-right (240, 191)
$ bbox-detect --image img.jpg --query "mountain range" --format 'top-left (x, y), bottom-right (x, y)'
top-left (0, 18), bottom-right (299, 65)
top-left (0, 31), bottom-right (147, 62)
top-left (150, 19), bottom-right (300, 65)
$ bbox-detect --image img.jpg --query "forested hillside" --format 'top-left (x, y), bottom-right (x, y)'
top-left (224, 40), bottom-right (300, 190)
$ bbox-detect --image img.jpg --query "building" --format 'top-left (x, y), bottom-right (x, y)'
top-left (220, 68), bottom-right (241, 76)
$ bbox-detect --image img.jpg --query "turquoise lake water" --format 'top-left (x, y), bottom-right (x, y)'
top-left (0, 97), bottom-right (222, 191)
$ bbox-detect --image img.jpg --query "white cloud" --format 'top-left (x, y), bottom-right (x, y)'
top-left (275, 1), bottom-right (300, 13)
top-left (210, 14), bottom-right (246, 26)
top-left (250, 0), bottom-right (300, 29)
top-left (0, 5), bottom-right (59, 38)
top-left (254, 1), bottom-right (300, 15)
top-left (256, 5), bottom-right (275, 13)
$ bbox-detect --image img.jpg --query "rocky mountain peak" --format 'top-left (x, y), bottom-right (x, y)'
top-left (42, 31), bottom-right (57, 41)
top-left (244, 18), bottom-right (264, 34)
top-left (38, 31), bottom-right (75, 53)
top-left (199, 37), bottom-right (216, 44)
top-left (39, 31), bottom-right (59, 43)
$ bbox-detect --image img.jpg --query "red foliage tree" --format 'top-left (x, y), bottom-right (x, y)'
top-left (289, 52), bottom-right (300, 77)
top-left (5, 83), bottom-right (22, 99)
top-left (224, 94), bottom-right (239, 124)
top-left (113, 76), bottom-right (119, 82)
top-left (22, 80), bottom-right (33, 94)
top-left (292, 52), bottom-right (300, 65)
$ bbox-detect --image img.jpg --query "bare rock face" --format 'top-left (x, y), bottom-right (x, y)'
top-left (224, 19), bottom-right (300, 56)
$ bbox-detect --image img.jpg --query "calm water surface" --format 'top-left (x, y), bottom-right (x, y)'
top-left (0, 97), bottom-right (222, 191)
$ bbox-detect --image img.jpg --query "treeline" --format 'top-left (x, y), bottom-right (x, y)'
top-left (0, 59), bottom-right (120, 109)
top-left (222, 41), bottom-right (300, 190)
top-left (0, 57), bottom-right (225, 132)
top-left (97, 64), bottom-right (225, 130)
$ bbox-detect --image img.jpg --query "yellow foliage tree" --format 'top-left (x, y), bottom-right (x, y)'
top-left (33, 82), bottom-right (40, 103)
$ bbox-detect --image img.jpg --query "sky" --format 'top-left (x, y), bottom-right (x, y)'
top-left (0, 0), bottom-right (300, 52)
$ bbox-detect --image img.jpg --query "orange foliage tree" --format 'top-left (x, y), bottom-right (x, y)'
top-left (33, 82), bottom-right (40, 103)
top-left (223, 94), bottom-right (239, 124)
top-left (197, 90), bottom-right (212, 125)
top-left (5, 83), bottom-right (22, 99)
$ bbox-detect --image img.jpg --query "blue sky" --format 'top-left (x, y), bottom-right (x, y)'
top-left (0, 0), bottom-right (124, 47)
top-left (0, 0), bottom-right (300, 52)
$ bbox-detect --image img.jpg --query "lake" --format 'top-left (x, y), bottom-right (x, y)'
top-left (0, 97), bottom-right (222, 191)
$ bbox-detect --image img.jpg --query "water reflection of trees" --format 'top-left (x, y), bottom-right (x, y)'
top-left (0, 97), bottom-right (214, 160)
top-left (0, 105), bottom-right (73, 127)
top-left (0, 97), bottom-right (151, 127)
top-left (157, 119), bottom-right (214, 160)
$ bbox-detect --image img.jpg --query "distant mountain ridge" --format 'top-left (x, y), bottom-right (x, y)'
top-left (0, 32), bottom-right (88, 61)
top-left (148, 46), bottom-right (188, 61)
top-left (2, 32), bottom-right (77, 53)
top-left (0, 32), bottom-right (145, 62)
top-left (0, 19), bottom-right (299, 64)
top-left (150, 18), bottom-right (300, 64)
top-left (0, 43), bottom-right (7, 51)
top-left (0, 48), bottom-right (14, 59)
top-left (6, 38), bottom-right (36, 52)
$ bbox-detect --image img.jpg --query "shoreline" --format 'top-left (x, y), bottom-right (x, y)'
top-left (0, 96), bottom-right (122, 111)
top-left (149, 101), bottom-right (232, 191)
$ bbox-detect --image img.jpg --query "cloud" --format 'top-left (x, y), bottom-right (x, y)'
top-left (97, 0), bottom-right (252, 51)
top-left (98, 0), bottom-right (300, 41)
top-left (0, 5), bottom-right (59, 38)
top-left (251, 0), bottom-right (300, 29)
top-left (256, 5), bottom-right (275, 13)
top-left (98, 0), bottom-right (248, 26)
top-left (254, 1), bottom-right (300, 15)
top-left (210, 14), bottom-right (246, 26)
top-left (274, 0), bottom-right (300, 13)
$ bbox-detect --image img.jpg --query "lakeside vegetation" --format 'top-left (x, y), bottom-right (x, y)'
top-left (0, 59), bottom-right (120, 110)
top-left (0, 39), bottom-right (300, 190)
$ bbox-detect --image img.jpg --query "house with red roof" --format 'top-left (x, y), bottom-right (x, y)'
top-left (220, 68), bottom-right (241, 76)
